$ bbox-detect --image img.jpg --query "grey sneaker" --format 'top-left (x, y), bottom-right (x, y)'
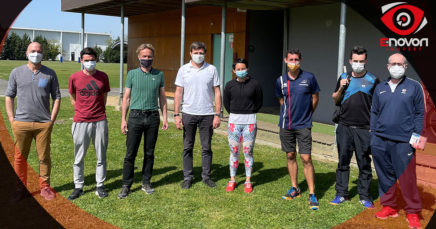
top-left (202, 179), bottom-right (216, 188)
top-left (141, 184), bottom-right (155, 194)
top-left (118, 185), bottom-right (131, 199)
top-left (68, 188), bottom-right (83, 200)
top-left (181, 180), bottom-right (192, 189)
top-left (95, 186), bottom-right (108, 198)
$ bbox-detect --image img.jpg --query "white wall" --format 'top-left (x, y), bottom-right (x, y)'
top-left (9, 28), bottom-right (111, 62)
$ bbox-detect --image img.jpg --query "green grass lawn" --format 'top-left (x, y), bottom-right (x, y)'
top-left (0, 60), bottom-right (127, 89)
top-left (0, 97), bottom-right (378, 228)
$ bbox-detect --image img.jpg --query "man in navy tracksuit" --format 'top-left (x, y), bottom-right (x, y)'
top-left (370, 53), bottom-right (424, 229)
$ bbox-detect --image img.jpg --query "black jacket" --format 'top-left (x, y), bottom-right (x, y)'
top-left (223, 77), bottom-right (263, 114)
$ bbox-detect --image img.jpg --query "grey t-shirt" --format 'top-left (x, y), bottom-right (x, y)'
top-left (5, 65), bottom-right (61, 122)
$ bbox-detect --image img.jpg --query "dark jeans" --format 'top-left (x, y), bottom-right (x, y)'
top-left (335, 124), bottom-right (372, 201)
top-left (122, 110), bottom-right (160, 187)
top-left (182, 113), bottom-right (214, 181)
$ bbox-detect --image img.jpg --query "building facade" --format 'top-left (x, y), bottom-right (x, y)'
top-left (10, 27), bottom-right (111, 61)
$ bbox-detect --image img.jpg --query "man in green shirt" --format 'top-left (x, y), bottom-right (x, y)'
top-left (118, 43), bottom-right (168, 199)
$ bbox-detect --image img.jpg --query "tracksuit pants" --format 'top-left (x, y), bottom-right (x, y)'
top-left (335, 124), bottom-right (372, 201)
top-left (371, 134), bottom-right (422, 214)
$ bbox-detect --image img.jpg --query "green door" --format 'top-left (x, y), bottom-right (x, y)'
top-left (213, 33), bottom-right (234, 86)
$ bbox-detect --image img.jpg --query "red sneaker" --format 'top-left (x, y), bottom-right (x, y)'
top-left (40, 187), bottom-right (56, 200)
top-left (244, 182), bottom-right (253, 193)
top-left (375, 206), bottom-right (398, 219)
top-left (406, 214), bottom-right (421, 229)
top-left (226, 181), bottom-right (235, 192)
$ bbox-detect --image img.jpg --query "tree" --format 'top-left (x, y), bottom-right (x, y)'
top-left (93, 45), bottom-right (103, 61)
top-left (33, 35), bottom-right (60, 60)
top-left (15, 33), bottom-right (31, 60)
top-left (1, 32), bottom-right (21, 60)
top-left (102, 37), bottom-right (127, 63)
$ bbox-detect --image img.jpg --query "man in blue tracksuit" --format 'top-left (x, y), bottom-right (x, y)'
top-left (370, 53), bottom-right (424, 229)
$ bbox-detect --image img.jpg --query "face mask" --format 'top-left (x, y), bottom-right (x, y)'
top-left (235, 70), bottom-right (248, 78)
top-left (351, 62), bottom-right (365, 73)
top-left (28, 52), bottom-right (43, 64)
top-left (192, 54), bottom-right (205, 64)
top-left (83, 61), bottom-right (96, 71)
top-left (287, 62), bottom-right (300, 71)
top-left (140, 59), bottom-right (153, 68)
top-left (389, 65), bottom-right (405, 79)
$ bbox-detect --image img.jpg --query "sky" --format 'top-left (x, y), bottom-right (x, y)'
top-left (12, 0), bottom-right (128, 38)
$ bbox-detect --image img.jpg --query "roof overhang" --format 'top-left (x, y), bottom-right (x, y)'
top-left (62, 0), bottom-right (338, 17)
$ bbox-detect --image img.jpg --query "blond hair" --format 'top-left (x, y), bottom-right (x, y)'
top-left (136, 43), bottom-right (155, 56)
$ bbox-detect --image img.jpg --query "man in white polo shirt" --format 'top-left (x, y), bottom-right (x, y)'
top-left (174, 41), bottom-right (221, 189)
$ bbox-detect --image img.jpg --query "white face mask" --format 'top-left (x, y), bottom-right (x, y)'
top-left (28, 52), bottom-right (43, 64)
top-left (83, 61), bottom-right (97, 71)
top-left (191, 54), bottom-right (205, 64)
top-left (351, 62), bottom-right (365, 73)
top-left (389, 65), bottom-right (405, 79)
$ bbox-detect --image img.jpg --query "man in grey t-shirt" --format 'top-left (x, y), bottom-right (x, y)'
top-left (5, 42), bottom-right (61, 201)
top-left (174, 41), bottom-right (221, 189)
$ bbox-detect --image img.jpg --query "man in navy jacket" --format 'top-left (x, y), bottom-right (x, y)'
top-left (370, 53), bottom-right (424, 229)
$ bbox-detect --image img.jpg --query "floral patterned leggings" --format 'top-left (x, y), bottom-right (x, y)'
top-left (227, 123), bottom-right (257, 177)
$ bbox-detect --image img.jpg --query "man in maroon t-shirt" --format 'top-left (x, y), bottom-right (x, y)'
top-left (67, 47), bottom-right (110, 200)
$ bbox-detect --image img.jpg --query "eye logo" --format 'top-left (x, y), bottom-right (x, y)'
top-left (380, 2), bottom-right (427, 36)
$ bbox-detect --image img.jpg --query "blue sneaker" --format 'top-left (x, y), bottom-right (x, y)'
top-left (330, 196), bottom-right (348, 205)
top-left (360, 200), bottom-right (374, 209)
top-left (281, 187), bottom-right (301, 200)
top-left (308, 194), bottom-right (319, 210)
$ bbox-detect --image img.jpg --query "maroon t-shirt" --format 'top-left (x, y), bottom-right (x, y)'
top-left (68, 70), bottom-right (110, 122)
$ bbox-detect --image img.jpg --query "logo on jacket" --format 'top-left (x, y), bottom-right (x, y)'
top-left (299, 80), bottom-right (308, 86)
top-left (380, 90), bottom-right (387, 94)
top-left (379, 2), bottom-right (429, 51)
top-left (401, 89), bottom-right (407, 94)
top-left (80, 80), bottom-right (100, 97)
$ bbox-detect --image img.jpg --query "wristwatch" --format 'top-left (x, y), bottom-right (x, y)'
top-left (214, 113), bottom-right (221, 117)
top-left (174, 113), bottom-right (180, 117)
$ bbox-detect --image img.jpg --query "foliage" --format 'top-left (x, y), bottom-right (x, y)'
top-left (33, 35), bottom-right (61, 60)
top-left (102, 37), bottom-right (127, 63)
top-left (93, 45), bottom-right (103, 61)
top-left (1, 32), bottom-right (21, 60)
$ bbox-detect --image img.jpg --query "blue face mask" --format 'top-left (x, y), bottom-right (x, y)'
top-left (140, 59), bottom-right (153, 68)
top-left (235, 70), bottom-right (248, 78)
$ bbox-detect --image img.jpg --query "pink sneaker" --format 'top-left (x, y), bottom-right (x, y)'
top-left (375, 206), bottom-right (398, 219)
top-left (40, 187), bottom-right (56, 200)
top-left (226, 181), bottom-right (235, 192)
top-left (406, 214), bottom-right (421, 229)
top-left (244, 182), bottom-right (253, 193)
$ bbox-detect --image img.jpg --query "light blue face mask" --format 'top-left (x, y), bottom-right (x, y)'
top-left (235, 70), bottom-right (248, 78)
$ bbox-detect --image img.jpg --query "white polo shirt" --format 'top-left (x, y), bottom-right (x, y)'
top-left (175, 61), bottom-right (220, 115)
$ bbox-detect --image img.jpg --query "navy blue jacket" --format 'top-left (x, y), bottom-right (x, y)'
top-left (275, 70), bottom-right (320, 130)
top-left (370, 76), bottom-right (424, 142)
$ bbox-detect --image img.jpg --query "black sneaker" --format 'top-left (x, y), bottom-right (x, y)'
top-left (68, 188), bottom-right (83, 200)
top-left (202, 179), bottom-right (216, 188)
top-left (95, 186), bottom-right (108, 198)
top-left (181, 180), bottom-right (192, 189)
top-left (141, 184), bottom-right (155, 194)
top-left (118, 185), bottom-right (131, 199)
